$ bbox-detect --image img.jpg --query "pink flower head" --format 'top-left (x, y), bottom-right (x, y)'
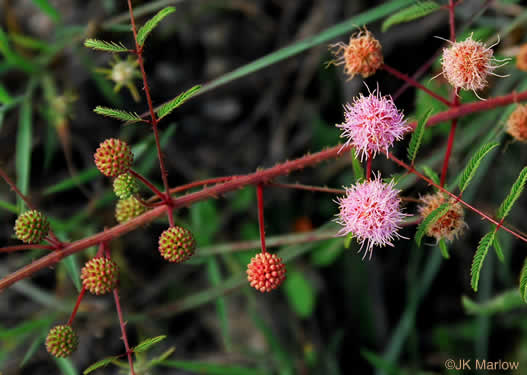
top-left (337, 89), bottom-right (409, 161)
top-left (440, 34), bottom-right (509, 95)
top-left (335, 174), bottom-right (407, 259)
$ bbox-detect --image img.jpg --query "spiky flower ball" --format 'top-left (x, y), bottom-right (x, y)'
top-left (329, 28), bottom-right (383, 79)
top-left (81, 257), bottom-right (119, 295)
top-left (441, 35), bottom-right (506, 93)
top-left (336, 175), bottom-right (407, 259)
top-left (337, 90), bottom-right (409, 161)
top-left (45, 325), bottom-right (78, 358)
top-left (94, 138), bottom-right (133, 177)
top-left (115, 196), bottom-right (146, 224)
top-left (506, 104), bottom-right (527, 142)
top-left (158, 226), bottom-right (196, 263)
top-left (418, 192), bottom-right (466, 242)
top-left (247, 252), bottom-right (287, 292)
top-left (14, 210), bottom-right (50, 244)
top-left (113, 173), bottom-right (139, 199)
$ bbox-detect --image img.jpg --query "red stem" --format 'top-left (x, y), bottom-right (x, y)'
top-left (129, 169), bottom-right (166, 202)
top-left (267, 182), bottom-right (345, 195)
top-left (149, 176), bottom-right (236, 202)
top-left (257, 184), bottom-right (267, 254)
top-left (127, 0), bottom-right (172, 222)
top-left (388, 153), bottom-right (527, 242)
top-left (67, 286), bottom-right (86, 326)
top-left (113, 288), bottom-right (136, 375)
top-left (0, 244), bottom-right (54, 253)
top-left (440, 91), bottom-right (460, 188)
top-left (382, 64), bottom-right (452, 106)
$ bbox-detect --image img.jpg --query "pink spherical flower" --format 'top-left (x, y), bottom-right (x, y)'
top-left (337, 90), bottom-right (409, 161)
top-left (335, 175), bottom-right (407, 259)
top-left (440, 34), bottom-right (508, 95)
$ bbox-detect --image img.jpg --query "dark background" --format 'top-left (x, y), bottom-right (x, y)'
top-left (1, 0), bottom-right (527, 374)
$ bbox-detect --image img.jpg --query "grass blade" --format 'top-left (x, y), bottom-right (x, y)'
top-left (16, 90), bottom-right (33, 213)
top-left (31, 0), bottom-right (61, 23)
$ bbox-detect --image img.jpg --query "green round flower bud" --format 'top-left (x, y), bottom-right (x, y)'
top-left (81, 257), bottom-right (119, 295)
top-left (14, 210), bottom-right (50, 244)
top-left (113, 173), bottom-right (139, 199)
top-left (46, 325), bottom-right (78, 358)
top-left (115, 196), bottom-right (146, 224)
top-left (158, 226), bottom-right (196, 263)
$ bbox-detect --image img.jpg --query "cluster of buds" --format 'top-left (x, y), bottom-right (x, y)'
top-left (45, 325), bottom-right (78, 358)
top-left (81, 257), bottom-right (119, 295)
top-left (94, 138), bottom-right (133, 178)
top-left (14, 210), bottom-right (50, 244)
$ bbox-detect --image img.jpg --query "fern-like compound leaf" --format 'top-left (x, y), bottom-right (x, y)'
top-left (157, 85), bottom-right (201, 120)
top-left (84, 39), bottom-right (129, 53)
top-left (471, 231), bottom-right (496, 292)
top-left (133, 335), bottom-right (167, 353)
top-left (493, 234), bottom-right (504, 263)
top-left (458, 142), bottom-right (499, 193)
top-left (83, 356), bottom-right (120, 374)
top-left (496, 167), bottom-right (527, 220)
top-left (421, 165), bottom-right (440, 185)
top-left (519, 257), bottom-right (527, 303)
top-left (415, 202), bottom-right (450, 246)
top-left (407, 108), bottom-right (433, 163)
top-left (94, 106), bottom-right (144, 123)
top-left (137, 7), bottom-right (176, 46)
top-left (382, 1), bottom-right (441, 32)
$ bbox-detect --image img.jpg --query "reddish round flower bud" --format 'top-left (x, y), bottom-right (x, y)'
top-left (247, 252), bottom-right (286, 292)
top-left (14, 210), bottom-right (50, 244)
top-left (115, 196), bottom-right (146, 224)
top-left (94, 138), bottom-right (133, 177)
top-left (81, 257), bottom-right (119, 295)
top-left (506, 104), bottom-right (527, 143)
top-left (418, 192), bottom-right (466, 242)
top-left (46, 325), bottom-right (78, 358)
top-left (113, 172), bottom-right (139, 199)
top-left (329, 28), bottom-right (383, 79)
top-left (158, 226), bottom-right (196, 263)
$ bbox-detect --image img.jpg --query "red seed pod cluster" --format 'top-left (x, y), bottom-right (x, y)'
top-left (247, 252), bottom-right (286, 292)
top-left (158, 226), bottom-right (196, 263)
top-left (418, 192), bottom-right (466, 242)
top-left (14, 210), bottom-right (50, 244)
top-left (81, 257), bottom-right (119, 295)
top-left (329, 28), bottom-right (383, 79)
top-left (45, 325), bottom-right (79, 358)
top-left (94, 138), bottom-right (133, 177)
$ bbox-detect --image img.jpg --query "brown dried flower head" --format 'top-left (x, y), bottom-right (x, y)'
top-left (328, 28), bottom-right (383, 79)
top-left (418, 192), bottom-right (466, 242)
top-left (506, 104), bottom-right (527, 143)
top-left (516, 43), bottom-right (527, 72)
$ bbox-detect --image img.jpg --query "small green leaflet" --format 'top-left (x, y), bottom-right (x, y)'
top-left (93, 106), bottom-right (144, 123)
top-left (415, 203), bottom-right (450, 246)
top-left (471, 231), bottom-right (496, 292)
top-left (133, 335), bottom-right (167, 353)
top-left (83, 356), bottom-right (120, 374)
top-left (421, 165), bottom-right (440, 185)
top-left (458, 142), bottom-right (499, 193)
top-left (344, 233), bottom-right (354, 249)
top-left (382, 1), bottom-right (441, 32)
top-left (137, 7), bottom-right (176, 46)
top-left (31, 0), bottom-right (61, 23)
top-left (493, 234), bottom-right (504, 263)
top-left (519, 257), bottom-right (527, 303)
top-left (407, 108), bottom-right (433, 163)
top-left (157, 85), bottom-right (201, 120)
top-left (438, 238), bottom-right (449, 259)
top-left (496, 167), bottom-right (527, 220)
top-left (84, 39), bottom-right (129, 53)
